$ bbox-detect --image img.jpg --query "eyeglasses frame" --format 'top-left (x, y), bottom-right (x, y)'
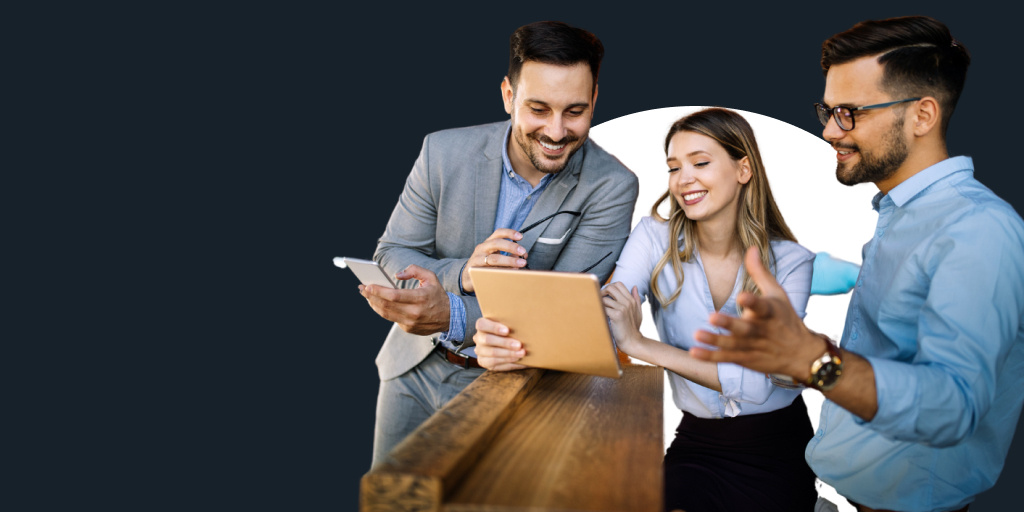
top-left (814, 97), bottom-right (922, 131)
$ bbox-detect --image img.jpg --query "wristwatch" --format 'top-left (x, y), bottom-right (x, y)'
top-left (806, 333), bottom-right (843, 391)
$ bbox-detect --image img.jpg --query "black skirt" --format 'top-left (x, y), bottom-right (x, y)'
top-left (663, 395), bottom-right (817, 512)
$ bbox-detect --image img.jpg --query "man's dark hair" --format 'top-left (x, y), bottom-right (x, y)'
top-left (508, 21), bottom-right (604, 94)
top-left (821, 16), bottom-right (971, 135)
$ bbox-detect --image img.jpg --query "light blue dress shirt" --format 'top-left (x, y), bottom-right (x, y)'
top-left (609, 216), bottom-right (815, 418)
top-left (437, 124), bottom-right (553, 355)
top-left (806, 156), bottom-right (1024, 512)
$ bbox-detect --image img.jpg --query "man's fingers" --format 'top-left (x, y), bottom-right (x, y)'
top-left (706, 312), bottom-right (758, 339)
top-left (486, 362), bottom-right (529, 372)
top-left (475, 317), bottom-right (510, 337)
top-left (395, 264), bottom-right (440, 286)
top-left (479, 252), bottom-right (527, 268)
top-left (363, 284), bottom-right (423, 304)
top-left (475, 341), bottom-right (526, 360)
top-left (363, 291), bottom-right (419, 321)
top-left (693, 327), bottom-right (755, 351)
top-left (743, 247), bottom-right (786, 298)
top-left (735, 291), bottom-right (775, 320)
top-left (474, 328), bottom-right (527, 371)
top-left (485, 228), bottom-right (522, 242)
top-left (690, 346), bottom-right (754, 366)
top-left (481, 239), bottom-right (527, 259)
top-left (473, 331), bottom-right (523, 352)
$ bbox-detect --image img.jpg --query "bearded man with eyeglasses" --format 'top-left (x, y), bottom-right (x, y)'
top-left (690, 16), bottom-right (1024, 512)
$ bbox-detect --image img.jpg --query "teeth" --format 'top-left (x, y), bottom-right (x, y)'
top-left (838, 151), bottom-right (851, 155)
top-left (684, 191), bottom-right (707, 201)
top-left (540, 140), bottom-right (565, 150)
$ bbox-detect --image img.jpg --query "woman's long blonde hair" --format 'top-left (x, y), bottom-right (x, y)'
top-left (650, 108), bottom-right (797, 306)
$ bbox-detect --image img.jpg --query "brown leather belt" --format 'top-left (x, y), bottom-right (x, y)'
top-left (434, 343), bottom-right (482, 369)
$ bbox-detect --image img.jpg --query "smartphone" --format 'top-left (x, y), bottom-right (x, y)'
top-left (333, 257), bottom-right (396, 288)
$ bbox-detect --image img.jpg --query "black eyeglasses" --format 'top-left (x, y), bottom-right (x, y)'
top-left (518, 210), bottom-right (581, 234)
top-left (516, 210), bottom-right (612, 274)
top-left (813, 97), bottom-right (921, 131)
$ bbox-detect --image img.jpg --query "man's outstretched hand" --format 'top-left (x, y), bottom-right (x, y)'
top-left (691, 247), bottom-right (820, 383)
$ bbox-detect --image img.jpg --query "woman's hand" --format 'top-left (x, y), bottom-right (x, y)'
top-left (602, 282), bottom-right (644, 354)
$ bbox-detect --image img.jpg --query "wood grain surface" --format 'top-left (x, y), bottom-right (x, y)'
top-left (362, 365), bottom-right (663, 512)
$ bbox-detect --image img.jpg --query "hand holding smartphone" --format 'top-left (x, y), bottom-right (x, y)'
top-left (333, 257), bottom-right (396, 288)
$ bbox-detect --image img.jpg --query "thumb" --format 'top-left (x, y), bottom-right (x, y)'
top-left (396, 264), bottom-right (440, 286)
top-left (632, 286), bottom-right (641, 302)
top-left (744, 247), bottom-right (785, 298)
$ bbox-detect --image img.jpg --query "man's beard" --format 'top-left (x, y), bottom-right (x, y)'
top-left (513, 128), bottom-right (583, 175)
top-left (835, 118), bottom-right (908, 186)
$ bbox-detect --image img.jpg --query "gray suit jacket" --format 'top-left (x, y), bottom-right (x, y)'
top-left (373, 121), bottom-right (639, 380)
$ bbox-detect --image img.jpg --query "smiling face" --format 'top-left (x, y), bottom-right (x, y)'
top-left (666, 130), bottom-right (751, 228)
top-left (823, 56), bottom-right (911, 190)
top-left (502, 61), bottom-right (596, 184)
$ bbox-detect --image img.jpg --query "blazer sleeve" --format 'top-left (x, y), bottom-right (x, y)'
top-left (373, 133), bottom-right (474, 322)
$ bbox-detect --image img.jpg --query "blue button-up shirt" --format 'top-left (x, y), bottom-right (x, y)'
top-left (437, 124), bottom-right (554, 355)
top-left (806, 156), bottom-right (1024, 511)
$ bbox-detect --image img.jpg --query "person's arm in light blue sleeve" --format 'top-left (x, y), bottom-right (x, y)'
top-left (811, 252), bottom-right (860, 295)
top-left (858, 212), bottom-right (1024, 446)
top-left (435, 292), bottom-right (467, 344)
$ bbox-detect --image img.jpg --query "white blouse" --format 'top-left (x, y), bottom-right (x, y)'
top-left (609, 216), bottom-right (815, 418)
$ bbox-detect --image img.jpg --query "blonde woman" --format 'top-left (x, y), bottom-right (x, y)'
top-left (602, 108), bottom-right (816, 512)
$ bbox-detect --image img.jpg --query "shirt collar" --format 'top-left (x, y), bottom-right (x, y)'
top-left (501, 123), bottom-right (516, 180)
top-left (872, 155), bottom-right (974, 210)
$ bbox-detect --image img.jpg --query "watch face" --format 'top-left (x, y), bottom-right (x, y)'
top-left (816, 361), bottom-right (841, 387)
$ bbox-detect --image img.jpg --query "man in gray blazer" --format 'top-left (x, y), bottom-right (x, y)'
top-left (359, 21), bottom-right (638, 465)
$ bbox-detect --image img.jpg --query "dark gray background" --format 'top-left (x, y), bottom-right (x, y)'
top-left (31, 4), bottom-right (1022, 511)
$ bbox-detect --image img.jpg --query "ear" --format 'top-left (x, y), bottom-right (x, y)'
top-left (501, 76), bottom-right (514, 115)
top-left (590, 83), bottom-right (599, 117)
top-left (910, 96), bottom-right (940, 137)
top-left (737, 156), bottom-right (752, 185)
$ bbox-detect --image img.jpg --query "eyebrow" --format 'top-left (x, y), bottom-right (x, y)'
top-left (666, 150), bottom-right (711, 162)
top-left (821, 100), bottom-right (859, 110)
top-left (525, 99), bottom-right (591, 110)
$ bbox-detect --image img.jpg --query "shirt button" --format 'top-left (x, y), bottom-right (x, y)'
top-left (851, 332), bottom-right (859, 340)
top-left (527, 195), bottom-right (532, 200)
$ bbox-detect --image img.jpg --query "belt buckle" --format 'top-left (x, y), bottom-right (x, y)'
top-left (450, 345), bottom-right (470, 369)
top-left (432, 338), bottom-right (471, 369)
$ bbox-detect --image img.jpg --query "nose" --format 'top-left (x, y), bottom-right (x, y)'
top-left (542, 115), bottom-right (567, 142)
top-left (822, 113), bottom-right (846, 143)
top-left (671, 166), bottom-right (696, 188)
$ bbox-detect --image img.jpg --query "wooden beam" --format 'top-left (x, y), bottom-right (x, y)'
top-left (361, 365), bottom-right (663, 512)
top-left (361, 369), bottom-right (546, 511)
